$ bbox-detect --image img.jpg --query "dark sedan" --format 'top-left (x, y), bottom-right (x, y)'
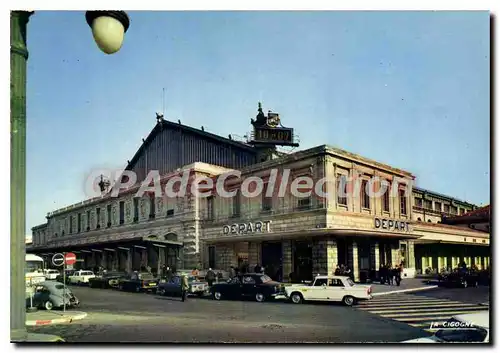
top-left (89, 271), bottom-right (128, 289)
top-left (438, 271), bottom-right (480, 288)
top-left (210, 273), bottom-right (286, 302)
top-left (55, 270), bottom-right (75, 284)
top-left (117, 272), bottom-right (158, 293)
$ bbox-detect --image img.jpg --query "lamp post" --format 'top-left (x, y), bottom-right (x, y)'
top-left (10, 10), bottom-right (130, 341)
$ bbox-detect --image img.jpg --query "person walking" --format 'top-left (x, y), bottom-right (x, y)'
top-left (181, 274), bottom-right (189, 302)
top-left (206, 268), bottom-right (216, 287)
top-left (386, 264), bottom-right (393, 285)
top-left (229, 266), bottom-right (237, 279)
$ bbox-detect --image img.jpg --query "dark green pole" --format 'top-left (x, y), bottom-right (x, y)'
top-left (10, 10), bottom-right (32, 339)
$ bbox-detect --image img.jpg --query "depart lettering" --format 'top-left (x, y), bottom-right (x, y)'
top-left (374, 218), bottom-right (411, 232)
top-left (222, 221), bottom-right (272, 235)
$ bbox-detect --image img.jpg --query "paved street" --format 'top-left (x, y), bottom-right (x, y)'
top-left (28, 285), bottom-right (428, 343)
top-left (411, 285), bottom-right (490, 305)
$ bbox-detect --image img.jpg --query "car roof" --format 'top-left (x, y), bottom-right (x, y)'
top-left (40, 281), bottom-right (64, 287)
top-left (315, 275), bottom-right (349, 279)
top-left (452, 312), bottom-right (489, 329)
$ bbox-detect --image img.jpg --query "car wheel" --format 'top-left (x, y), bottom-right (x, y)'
top-left (135, 286), bottom-right (141, 293)
top-left (255, 293), bottom-right (265, 302)
top-left (342, 295), bottom-right (355, 306)
top-left (44, 301), bottom-right (53, 311)
top-left (119, 284), bottom-right (124, 291)
top-left (290, 292), bottom-right (303, 304)
top-left (213, 291), bottom-right (222, 300)
top-left (462, 281), bottom-right (468, 288)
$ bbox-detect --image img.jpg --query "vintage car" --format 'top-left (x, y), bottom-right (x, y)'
top-left (210, 273), bottom-right (286, 302)
top-left (284, 275), bottom-right (372, 306)
top-left (43, 269), bottom-right (60, 280)
top-left (117, 272), bottom-right (158, 293)
top-left (88, 271), bottom-right (128, 289)
top-left (403, 312), bottom-right (489, 343)
top-left (438, 270), bottom-right (480, 288)
top-left (68, 270), bottom-right (96, 285)
top-left (26, 281), bottom-right (80, 310)
top-left (157, 275), bottom-right (209, 297)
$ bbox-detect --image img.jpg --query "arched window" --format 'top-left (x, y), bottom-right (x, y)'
top-left (428, 219), bottom-right (432, 223)
top-left (417, 218), bottom-right (422, 221)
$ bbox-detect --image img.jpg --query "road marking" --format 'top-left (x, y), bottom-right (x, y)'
top-left (368, 305), bottom-right (487, 314)
top-left (380, 309), bottom-right (488, 318)
top-left (358, 302), bottom-right (476, 310)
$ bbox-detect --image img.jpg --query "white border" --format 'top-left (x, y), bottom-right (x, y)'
top-left (1, 0), bottom-right (496, 351)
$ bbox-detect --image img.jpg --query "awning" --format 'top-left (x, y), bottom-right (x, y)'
top-left (414, 239), bottom-right (489, 247)
top-left (141, 235), bottom-right (183, 247)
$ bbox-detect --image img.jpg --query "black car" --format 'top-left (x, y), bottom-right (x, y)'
top-left (89, 271), bottom-right (128, 289)
top-left (438, 270), bottom-right (480, 288)
top-left (117, 272), bottom-right (158, 293)
top-left (55, 270), bottom-right (75, 284)
top-left (210, 273), bottom-right (285, 302)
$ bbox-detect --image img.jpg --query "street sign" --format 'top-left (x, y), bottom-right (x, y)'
top-left (65, 252), bottom-right (77, 266)
top-left (52, 253), bottom-right (65, 267)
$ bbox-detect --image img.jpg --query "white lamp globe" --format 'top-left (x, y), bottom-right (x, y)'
top-left (85, 11), bottom-right (130, 55)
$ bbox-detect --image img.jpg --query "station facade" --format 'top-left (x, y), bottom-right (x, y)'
top-left (28, 112), bottom-right (490, 282)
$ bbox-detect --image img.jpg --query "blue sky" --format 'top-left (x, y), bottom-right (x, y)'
top-left (26, 11), bottom-right (490, 234)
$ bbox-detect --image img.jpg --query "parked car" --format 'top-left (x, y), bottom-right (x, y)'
top-left (26, 281), bottom-right (80, 311)
top-left (117, 272), bottom-right (158, 293)
top-left (402, 312), bottom-right (489, 343)
top-left (89, 271), bottom-right (128, 289)
top-left (210, 273), bottom-right (286, 302)
top-left (68, 270), bottom-right (96, 285)
top-left (43, 269), bottom-right (60, 280)
top-left (438, 270), bottom-right (480, 288)
top-left (284, 275), bottom-right (372, 306)
top-left (55, 270), bottom-right (75, 284)
top-left (157, 275), bottom-right (209, 297)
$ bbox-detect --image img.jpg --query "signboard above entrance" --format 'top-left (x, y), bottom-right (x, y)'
top-left (374, 218), bottom-right (411, 232)
top-left (223, 221), bottom-right (272, 235)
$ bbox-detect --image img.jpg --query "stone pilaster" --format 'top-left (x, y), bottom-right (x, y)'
top-left (248, 242), bottom-right (261, 266)
top-left (126, 250), bottom-right (132, 273)
top-left (312, 239), bottom-right (337, 276)
top-left (326, 239), bottom-right (338, 275)
top-left (101, 252), bottom-right (107, 269)
top-left (282, 240), bottom-right (292, 281)
top-left (141, 249), bottom-right (147, 268)
top-left (373, 242), bottom-right (380, 274)
top-left (215, 245), bottom-right (238, 271)
top-left (391, 243), bottom-right (399, 266)
top-left (347, 241), bottom-right (359, 282)
top-left (407, 240), bottom-right (415, 268)
top-left (158, 247), bottom-right (165, 274)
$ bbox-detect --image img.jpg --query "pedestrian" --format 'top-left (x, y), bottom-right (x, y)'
top-left (379, 264), bottom-right (385, 284)
top-left (254, 264), bottom-right (261, 274)
top-left (334, 265), bottom-right (341, 276)
top-left (230, 266), bottom-right (237, 278)
top-left (206, 268), bottom-right (216, 287)
top-left (386, 264), bottom-right (393, 285)
top-left (191, 267), bottom-right (199, 278)
top-left (181, 274), bottom-right (189, 302)
top-left (395, 264), bottom-right (402, 286)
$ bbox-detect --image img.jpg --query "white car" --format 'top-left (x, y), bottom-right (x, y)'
top-left (68, 270), bottom-right (96, 285)
top-left (403, 312), bottom-right (489, 343)
top-left (284, 275), bottom-right (372, 306)
top-left (43, 269), bottom-right (60, 280)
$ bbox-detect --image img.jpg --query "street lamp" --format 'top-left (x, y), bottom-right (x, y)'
top-left (10, 10), bottom-right (130, 341)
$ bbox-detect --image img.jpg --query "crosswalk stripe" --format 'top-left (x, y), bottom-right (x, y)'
top-left (380, 309), bottom-right (487, 318)
top-left (368, 306), bottom-right (486, 314)
top-left (394, 316), bottom-right (469, 322)
top-left (358, 301), bottom-right (470, 309)
top-left (363, 298), bottom-right (450, 304)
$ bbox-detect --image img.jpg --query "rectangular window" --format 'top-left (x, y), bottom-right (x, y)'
top-left (106, 204), bottom-right (112, 227)
top-left (69, 216), bottom-right (73, 233)
top-left (208, 246), bottom-right (216, 269)
top-left (119, 201), bottom-right (125, 224)
top-left (450, 206), bottom-right (458, 215)
top-left (424, 199), bottom-right (432, 210)
top-left (149, 196), bottom-right (155, 219)
top-left (361, 180), bottom-right (370, 209)
top-left (133, 198), bottom-right (139, 222)
top-left (444, 204), bottom-right (450, 213)
top-left (415, 197), bottom-right (423, 208)
top-left (207, 196), bottom-right (214, 220)
top-left (77, 213), bottom-right (81, 232)
top-left (337, 175), bottom-right (347, 206)
top-left (96, 208), bottom-right (101, 228)
top-left (262, 184), bottom-right (272, 212)
top-left (86, 210), bottom-right (90, 230)
top-left (460, 208), bottom-right (465, 215)
top-left (399, 189), bottom-right (407, 215)
top-left (232, 190), bottom-right (240, 217)
top-left (434, 202), bottom-right (442, 212)
top-left (166, 209), bottom-right (174, 217)
top-left (382, 181), bottom-right (390, 212)
top-left (297, 197), bottom-right (311, 210)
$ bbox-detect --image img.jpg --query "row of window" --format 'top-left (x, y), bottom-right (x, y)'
top-left (414, 198), bottom-right (469, 215)
top-left (56, 197), bottom-right (176, 237)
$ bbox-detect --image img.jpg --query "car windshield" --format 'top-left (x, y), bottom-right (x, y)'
top-left (345, 278), bottom-right (355, 286)
top-left (54, 284), bottom-right (65, 290)
top-left (434, 320), bottom-right (488, 343)
top-left (139, 274), bottom-right (154, 280)
top-left (260, 275), bottom-right (272, 283)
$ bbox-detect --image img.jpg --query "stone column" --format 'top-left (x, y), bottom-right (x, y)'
top-left (141, 249), bottom-right (148, 268)
top-left (248, 242), bottom-right (262, 267)
top-left (158, 247), bottom-right (165, 275)
top-left (350, 241), bottom-right (359, 282)
top-left (101, 251), bottom-right (107, 269)
top-left (126, 250), bottom-right (132, 273)
top-left (326, 239), bottom-right (338, 275)
top-left (282, 240), bottom-right (292, 282)
top-left (390, 242), bottom-right (399, 266)
top-left (373, 242), bottom-right (380, 277)
top-left (407, 241), bottom-right (415, 269)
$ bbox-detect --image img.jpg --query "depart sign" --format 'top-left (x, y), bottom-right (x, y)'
top-left (374, 218), bottom-right (411, 232)
top-left (222, 221), bottom-right (272, 235)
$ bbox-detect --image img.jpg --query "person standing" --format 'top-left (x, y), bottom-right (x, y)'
top-left (230, 266), bottom-right (237, 279)
top-left (206, 268), bottom-right (216, 287)
top-left (181, 274), bottom-right (189, 302)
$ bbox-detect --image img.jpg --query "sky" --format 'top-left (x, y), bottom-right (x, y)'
top-left (25, 11), bottom-right (490, 235)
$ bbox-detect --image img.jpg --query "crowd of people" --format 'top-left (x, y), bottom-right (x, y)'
top-left (378, 263), bottom-right (403, 286)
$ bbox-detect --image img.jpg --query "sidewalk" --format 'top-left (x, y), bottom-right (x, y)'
top-left (369, 278), bottom-right (438, 296)
top-left (26, 310), bottom-right (88, 327)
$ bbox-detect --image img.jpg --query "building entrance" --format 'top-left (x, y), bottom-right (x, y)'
top-left (261, 241), bottom-right (283, 281)
top-left (292, 241), bottom-right (313, 282)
